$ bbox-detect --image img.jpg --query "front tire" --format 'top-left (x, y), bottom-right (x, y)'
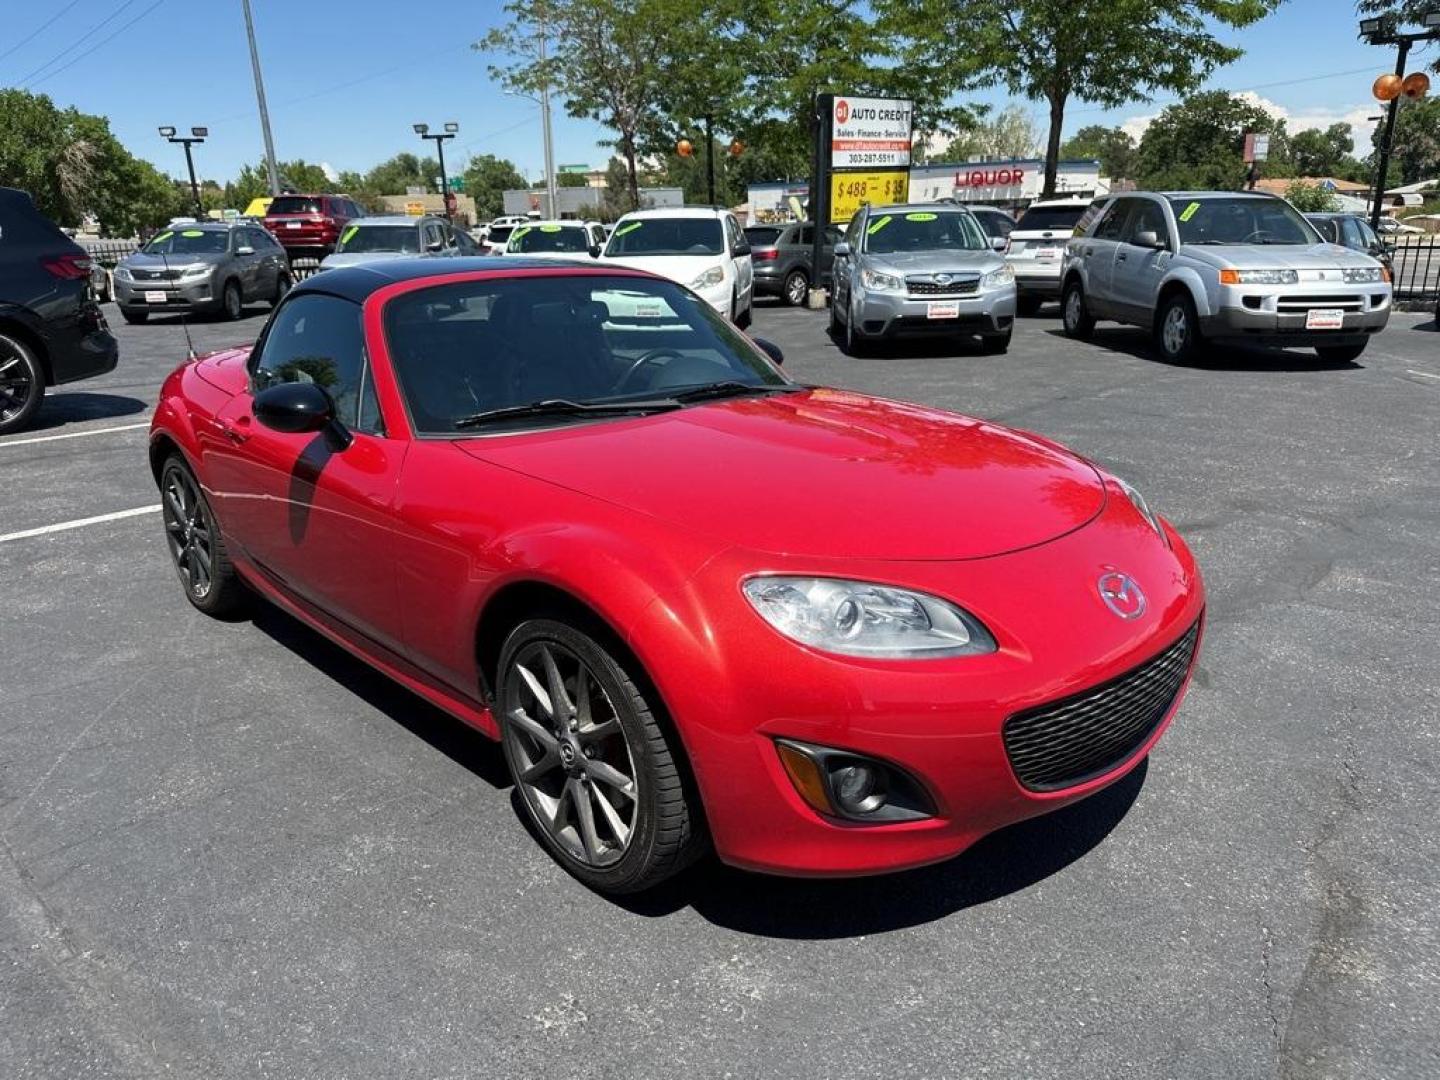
top-left (121, 308), bottom-right (149, 325)
top-left (1315, 342), bottom-right (1367, 363)
top-left (220, 280), bottom-right (243, 321)
top-left (0, 332), bottom-right (45, 436)
top-left (842, 297), bottom-right (869, 356)
top-left (159, 456), bottom-right (246, 616)
top-left (1061, 279), bottom-right (1095, 339)
top-left (1154, 290), bottom-right (1202, 364)
top-left (783, 269), bottom-right (809, 307)
top-left (498, 618), bottom-right (702, 894)
top-left (979, 326), bottom-right (1012, 354)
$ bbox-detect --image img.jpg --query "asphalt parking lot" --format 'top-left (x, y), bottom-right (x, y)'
top-left (3, 295), bottom-right (1438, 1079)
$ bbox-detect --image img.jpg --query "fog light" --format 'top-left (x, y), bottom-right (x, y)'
top-left (774, 739), bottom-right (934, 823)
top-left (831, 761), bottom-right (887, 815)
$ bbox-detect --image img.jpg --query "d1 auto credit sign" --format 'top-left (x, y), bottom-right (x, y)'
top-left (832, 96), bottom-right (913, 169)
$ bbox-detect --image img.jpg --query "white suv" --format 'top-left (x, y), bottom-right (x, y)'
top-left (1007, 197), bottom-right (1092, 315)
top-left (600, 207), bottom-right (755, 325)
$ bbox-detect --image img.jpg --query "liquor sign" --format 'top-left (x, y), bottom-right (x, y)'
top-left (830, 170), bottom-right (909, 223)
top-left (831, 96), bottom-right (913, 169)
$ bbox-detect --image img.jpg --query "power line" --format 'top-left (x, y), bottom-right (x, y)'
top-left (0, 0), bottom-right (87, 68)
top-left (1069, 66), bottom-right (1385, 118)
top-left (26, 1), bottom-right (166, 90)
top-left (16, 0), bottom-right (142, 87)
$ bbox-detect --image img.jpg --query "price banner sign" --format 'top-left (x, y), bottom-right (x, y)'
top-left (830, 170), bottom-right (910, 223)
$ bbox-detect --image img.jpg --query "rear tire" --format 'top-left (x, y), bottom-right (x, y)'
top-left (783, 269), bottom-right (809, 307)
top-left (159, 456), bottom-right (246, 617)
top-left (121, 309), bottom-right (149, 325)
top-left (271, 272), bottom-right (293, 307)
top-left (1315, 342), bottom-right (1367, 363)
top-left (0, 332), bottom-right (45, 436)
top-left (1154, 290), bottom-right (1202, 364)
top-left (498, 617), bottom-right (703, 895)
top-left (1061, 279), bottom-right (1094, 339)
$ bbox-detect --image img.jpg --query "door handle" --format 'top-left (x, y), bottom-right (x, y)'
top-left (1116, 252), bottom-right (1129, 262)
top-left (220, 416), bottom-right (251, 444)
top-left (1083, 247), bottom-right (1094, 257)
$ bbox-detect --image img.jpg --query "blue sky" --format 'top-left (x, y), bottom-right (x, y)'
top-left (2, 0), bottom-right (1436, 187)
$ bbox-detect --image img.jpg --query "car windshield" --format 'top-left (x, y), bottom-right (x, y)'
top-left (488, 226), bottom-right (514, 244)
top-left (144, 229), bottom-right (227, 254)
top-left (508, 225), bottom-right (590, 253)
top-left (382, 275), bottom-right (790, 434)
top-left (1168, 197), bottom-right (1319, 245)
top-left (337, 225), bottom-right (420, 253)
top-left (745, 227), bottom-right (783, 246)
top-left (605, 218), bottom-right (724, 256)
top-left (864, 210), bottom-right (986, 254)
top-left (269, 196), bottom-right (323, 215)
top-left (1014, 205), bottom-right (1087, 232)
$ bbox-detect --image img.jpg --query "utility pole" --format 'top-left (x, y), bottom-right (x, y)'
top-left (539, 12), bottom-right (558, 218)
top-left (160, 126), bottom-right (208, 219)
top-left (1371, 38), bottom-right (1411, 229)
top-left (241, 0), bottom-right (281, 196)
top-left (704, 114), bottom-right (715, 205)
top-left (1360, 11), bottom-right (1440, 230)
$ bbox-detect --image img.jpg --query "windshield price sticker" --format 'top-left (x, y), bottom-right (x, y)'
top-left (540, 224), bottom-right (562, 233)
top-left (181, 230), bottom-right (204, 237)
top-left (831, 96), bottom-right (914, 169)
top-left (614, 221), bottom-right (643, 237)
top-left (340, 225), bottom-right (358, 244)
top-left (905, 212), bottom-right (937, 222)
top-left (1179, 202), bottom-right (1202, 222)
top-left (151, 231), bottom-right (173, 245)
top-left (866, 215), bottom-right (893, 235)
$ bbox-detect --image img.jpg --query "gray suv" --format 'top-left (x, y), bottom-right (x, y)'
top-left (829, 204), bottom-right (1017, 355)
top-left (1061, 191), bottom-right (1391, 364)
top-left (116, 221), bottom-right (290, 324)
top-left (744, 222), bottom-right (844, 306)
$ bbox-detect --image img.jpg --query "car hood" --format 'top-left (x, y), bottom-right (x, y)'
top-left (453, 388), bottom-right (1106, 561)
top-left (598, 253), bottom-right (724, 284)
top-left (1185, 243), bottom-right (1380, 270)
top-left (864, 250), bottom-right (1004, 274)
top-left (122, 252), bottom-right (224, 271)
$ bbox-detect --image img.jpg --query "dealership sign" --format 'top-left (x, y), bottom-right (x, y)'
top-left (830, 170), bottom-right (909, 223)
top-left (831, 96), bottom-right (913, 169)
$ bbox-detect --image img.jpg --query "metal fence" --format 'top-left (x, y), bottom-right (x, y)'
top-left (79, 239), bottom-right (140, 267)
top-left (1391, 236), bottom-right (1439, 303)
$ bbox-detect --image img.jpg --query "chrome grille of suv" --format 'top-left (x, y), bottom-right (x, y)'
top-left (1002, 621), bottom-right (1200, 792)
top-left (1276, 295), bottom-right (1364, 312)
top-left (906, 274), bottom-right (979, 297)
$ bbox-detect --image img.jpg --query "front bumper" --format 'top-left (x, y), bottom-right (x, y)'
top-left (693, 278), bottom-right (734, 316)
top-left (115, 275), bottom-right (220, 313)
top-left (854, 284), bottom-right (1015, 338)
top-left (1202, 284), bottom-right (1391, 346)
top-left (627, 489), bottom-right (1205, 876)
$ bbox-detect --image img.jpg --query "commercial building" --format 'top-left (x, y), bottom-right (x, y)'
top-left (501, 185), bottom-right (683, 218)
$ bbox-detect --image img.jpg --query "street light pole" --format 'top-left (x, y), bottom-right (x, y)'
top-left (538, 12), bottom-right (558, 218)
top-left (705, 114), bottom-right (715, 205)
top-left (414, 123), bottom-right (460, 220)
top-left (1371, 38), bottom-right (1411, 229)
top-left (1360, 11), bottom-right (1440, 230)
top-left (160, 126), bottom-right (208, 219)
top-left (240, 0), bottom-right (280, 197)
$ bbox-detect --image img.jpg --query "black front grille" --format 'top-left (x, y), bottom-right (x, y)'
top-left (134, 268), bottom-right (179, 281)
top-left (906, 275), bottom-right (979, 296)
top-left (1003, 621), bottom-right (1200, 792)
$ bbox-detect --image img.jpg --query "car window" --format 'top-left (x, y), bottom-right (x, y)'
top-left (825, 226), bottom-right (845, 245)
top-left (143, 229), bottom-right (228, 254)
top-left (252, 293), bottom-right (382, 435)
top-left (863, 210), bottom-right (987, 255)
top-left (1091, 200), bottom-right (1131, 241)
top-left (796, 226), bottom-right (814, 246)
top-left (845, 213), bottom-right (864, 248)
top-left (974, 211), bottom-right (1014, 238)
top-left (338, 224), bottom-right (422, 254)
top-left (1167, 197), bottom-right (1317, 245)
top-left (745, 226), bottom-right (783, 246)
top-left (1355, 218), bottom-right (1380, 248)
top-left (606, 217), bottom-right (724, 256)
top-left (1122, 200), bottom-right (1168, 245)
top-left (1338, 218), bottom-right (1363, 248)
top-left (1308, 217), bottom-right (1338, 244)
top-left (1015, 204), bottom-right (1087, 233)
top-left (508, 224), bottom-right (591, 253)
top-left (269, 196), bottom-right (323, 215)
top-left (381, 275), bottom-right (788, 435)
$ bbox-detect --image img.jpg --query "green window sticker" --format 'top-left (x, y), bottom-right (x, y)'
top-left (340, 225), bottom-right (358, 244)
top-left (180, 229), bottom-right (204, 237)
top-left (511, 226), bottom-right (531, 243)
top-left (151, 231), bottom-right (173, 244)
top-left (540, 224), bottom-right (562, 233)
top-left (866, 215), bottom-right (893, 235)
top-left (1178, 202), bottom-right (1202, 223)
top-left (904, 212), bottom-right (937, 222)
top-left (614, 221), bottom-right (643, 237)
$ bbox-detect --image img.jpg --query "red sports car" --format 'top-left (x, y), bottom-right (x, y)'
top-left (149, 260), bottom-right (1205, 894)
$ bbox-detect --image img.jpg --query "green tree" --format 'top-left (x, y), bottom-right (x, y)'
top-left (364, 152), bottom-right (441, 195)
top-left (1290, 123), bottom-right (1359, 177)
top-left (602, 156), bottom-right (637, 216)
top-left (1060, 124), bottom-right (1138, 180)
top-left (462, 153), bottom-right (528, 219)
top-left (886, 0), bottom-right (1280, 196)
top-left (1284, 180), bottom-right (1341, 212)
top-left (557, 171), bottom-right (589, 188)
top-left (1375, 96), bottom-right (1440, 185)
top-left (1135, 91), bottom-right (1291, 191)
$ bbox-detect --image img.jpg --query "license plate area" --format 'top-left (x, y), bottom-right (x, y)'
top-left (285, 221), bottom-right (302, 229)
top-left (1305, 308), bottom-right (1344, 330)
top-left (927, 302), bottom-right (959, 320)
top-left (143, 290), bottom-right (168, 304)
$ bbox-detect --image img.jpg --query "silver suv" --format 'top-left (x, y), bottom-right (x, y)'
top-left (1060, 191), bottom-right (1391, 364)
top-left (116, 221), bottom-right (291, 324)
top-left (829, 204), bottom-right (1017, 355)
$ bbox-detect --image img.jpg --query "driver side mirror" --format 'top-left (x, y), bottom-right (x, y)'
top-left (1133, 229), bottom-right (1166, 250)
top-left (833, 241), bottom-right (851, 258)
top-left (733, 240), bottom-right (751, 258)
top-left (588, 244), bottom-right (602, 258)
top-left (253, 381), bottom-right (352, 450)
top-left (989, 236), bottom-right (1008, 253)
top-left (753, 337), bottom-right (784, 366)
top-left (236, 245), bottom-right (255, 256)
top-left (426, 240), bottom-right (444, 252)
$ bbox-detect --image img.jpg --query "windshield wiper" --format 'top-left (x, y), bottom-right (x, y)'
top-left (666, 381), bottom-right (797, 404)
top-left (454, 398), bottom-right (680, 430)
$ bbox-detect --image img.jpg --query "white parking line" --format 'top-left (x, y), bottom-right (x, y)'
top-left (0, 420), bottom-right (151, 448)
top-left (1406, 369), bottom-right (1440, 381)
top-left (0, 505), bottom-right (160, 544)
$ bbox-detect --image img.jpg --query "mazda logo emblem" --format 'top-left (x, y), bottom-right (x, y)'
top-left (1097, 572), bottom-right (1145, 619)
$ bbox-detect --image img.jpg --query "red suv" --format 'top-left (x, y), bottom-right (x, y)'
top-left (262, 194), bottom-right (364, 256)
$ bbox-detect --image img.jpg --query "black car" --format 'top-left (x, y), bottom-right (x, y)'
top-left (745, 222), bottom-right (845, 306)
top-left (1305, 212), bottom-right (1393, 272)
top-left (0, 188), bottom-right (119, 434)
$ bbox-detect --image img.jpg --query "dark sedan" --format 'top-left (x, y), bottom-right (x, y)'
top-left (745, 222), bottom-right (844, 306)
top-left (1305, 212), bottom-right (1393, 272)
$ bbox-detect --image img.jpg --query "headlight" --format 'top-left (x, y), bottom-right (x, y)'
top-left (690, 266), bottom-right (725, 290)
top-left (114, 265), bottom-right (133, 282)
top-left (179, 264), bottom-right (211, 279)
top-left (742, 576), bottom-right (997, 659)
top-left (1114, 477), bottom-right (1169, 547)
top-left (860, 268), bottom-right (903, 291)
top-left (981, 263), bottom-right (1015, 287)
top-left (1342, 266), bottom-right (1386, 284)
top-left (1219, 269), bottom-right (1299, 285)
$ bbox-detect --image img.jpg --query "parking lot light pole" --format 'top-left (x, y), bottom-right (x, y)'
top-left (1360, 11), bottom-right (1440, 229)
top-left (159, 126), bottom-right (208, 220)
top-left (414, 123), bottom-right (459, 220)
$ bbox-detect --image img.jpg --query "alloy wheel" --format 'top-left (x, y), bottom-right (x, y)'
top-left (785, 271), bottom-right (808, 306)
top-left (1064, 288), bottom-right (1082, 331)
top-left (0, 346), bottom-right (37, 426)
top-left (502, 640), bottom-right (639, 869)
top-left (1162, 305), bottom-right (1188, 356)
top-left (162, 466), bottom-right (215, 600)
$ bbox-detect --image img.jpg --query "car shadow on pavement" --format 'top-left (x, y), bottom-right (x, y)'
top-left (1043, 327), bottom-right (1365, 372)
top-left (248, 602), bottom-right (513, 790)
top-left (27, 391), bottom-right (149, 432)
top-left (620, 759), bottom-right (1147, 936)
top-left (825, 328), bottom-right (1013, 360)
